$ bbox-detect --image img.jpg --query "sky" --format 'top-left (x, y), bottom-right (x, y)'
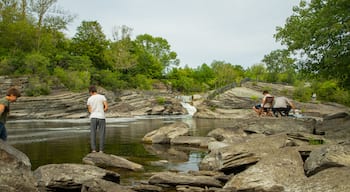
top-left (57, 0), bottom-right (300, 69)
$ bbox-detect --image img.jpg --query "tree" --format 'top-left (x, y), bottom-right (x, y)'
top-left (275, 0), bottom-right (350, 88)
top-left (262, 49), bottom-right (296, 83)
top-left (193, 63), bottom-right (215, 88)
top-left (134, 34), bottom-right (179, 75)
top-left (246, 63), bottom-right (266, 82)
top-left (109, 25), bottom-right (138, 71)
top-left (211, 60), bottom-right (242, 88)
top-left (71, 21), bottom-right (110, 70)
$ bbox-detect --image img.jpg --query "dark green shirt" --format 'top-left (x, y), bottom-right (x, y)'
top-left (0, 97), bottom-right (10, 124)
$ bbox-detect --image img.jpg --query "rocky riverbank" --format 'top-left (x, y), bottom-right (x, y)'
top-left (2, 80), bottom-right (350, 191)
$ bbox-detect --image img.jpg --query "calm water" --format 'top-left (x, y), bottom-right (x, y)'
top-left (7, 116), bottom-right (236, 184)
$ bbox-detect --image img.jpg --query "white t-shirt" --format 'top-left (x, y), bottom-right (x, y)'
top-left (87, 94), bottom-right (107, 119)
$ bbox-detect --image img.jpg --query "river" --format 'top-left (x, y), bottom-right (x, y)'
top-left (7, 116), bottom-right (236, 184)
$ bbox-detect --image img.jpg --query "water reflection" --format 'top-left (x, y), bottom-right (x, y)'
top-left (7, 116), bottom-right (236, 184)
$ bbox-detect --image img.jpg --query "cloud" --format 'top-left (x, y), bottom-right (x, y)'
top-left (58, 0), bottom-right (299, 69)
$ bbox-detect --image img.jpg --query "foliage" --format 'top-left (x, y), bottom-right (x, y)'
top-left (0, 0), bottom-right (349, 108)
top-left (245, 63), bottom-right (266, 82)
top-left (97, 69), bottom-right (125, 90)
top-left (25, 76), bottom-right (51, 96)
top-left (311, 79), bottom-right (350, 105)
top-left (156, 97), bottom-right (165, 105)
top-left (293, 80), bottom-right (313, 102)
top-left (131, 74), bottom-right (153, 90)
top-left (23, 52), bottom-right (50, 77)
top-left (134, 34), bottom-right (179, 74)
top-left (275, 0), bottom-right (350, 89)
top-left (53, 67), bottom-right (90, 91)
top-left (70, 21), bottom-right (110, 70)
top-left (262, 49), bottom-right (296, 84)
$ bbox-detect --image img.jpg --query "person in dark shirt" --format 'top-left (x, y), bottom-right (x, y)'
top-left (0, 87), bottom-right (21, 141)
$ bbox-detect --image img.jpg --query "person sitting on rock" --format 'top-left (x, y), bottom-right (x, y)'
top-left (253, 90), bottom-right (273, 115)
top-left (272, 96), bottom-right (296, 117)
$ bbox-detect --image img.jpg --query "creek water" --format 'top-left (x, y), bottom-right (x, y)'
top-left (7, 116), bottom-right (236, 184)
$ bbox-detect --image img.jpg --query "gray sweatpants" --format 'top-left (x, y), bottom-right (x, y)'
top-left (90, 118), bottom-right (106, 152)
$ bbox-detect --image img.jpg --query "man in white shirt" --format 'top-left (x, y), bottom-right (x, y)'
top-left (87, 85), bottom-right (108, 153)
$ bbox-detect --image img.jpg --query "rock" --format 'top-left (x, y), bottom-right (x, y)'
top-left (81, 178), bottom-right (135, 192)
top-left (170, 136), bottom-right (216, 148)
top-left (200, 134), bottom-right (294, 171)
top-left (317, 112), bottom-right (350, 143)
top-left (34, 163), bottom-right (120, 191)
top-left (297, 167), bottom-right (350, 192)
top-left (143, 144), bottom-right (190, 163)
top-left (82, 152), bottom-right (144, 171)
top-left (207, 127), bottom-right (248, 143)
top-left (131, 184), bottom-right (163, 192)
top-left (0, 141), bottom-right (38, 192)
top-left (304, 144), bottom-right (350, 176)
top-left (323, 112), bottom-right (350, 120)
top-left (142, 122), bottom-right (190, 144)
top-left (223, 148), bottom-right (305, 191)
top-left (0, 140), bottom-right (32, 170)
top-left (148, 172), bottom-right (223, 188)
top-left (147, 98), bottom-right (187, 115)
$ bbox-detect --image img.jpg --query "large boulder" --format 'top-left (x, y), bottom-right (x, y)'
top-left (297, 167), bottom-right (350, 192)
top-left (142, 122), bottom-right (190, 144)
top-left (304, 144), bottom-right (350, 176)
top-left (200, 133), bottom-right (304, 171)
top-left (223, 148), bottom-right (306, 191)
top-left (0, 141), bottom-right (37, 192)
top-left (34, 163), bottom-right (120, 191)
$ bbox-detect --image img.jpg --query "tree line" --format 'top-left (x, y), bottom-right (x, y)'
top-left (0, 0), bottom-right (349, 106)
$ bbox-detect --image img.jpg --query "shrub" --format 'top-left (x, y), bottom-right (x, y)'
top-left (54, 67), bottom-right (90, 91)
top-left (25, 76), bottom-right (51, 96)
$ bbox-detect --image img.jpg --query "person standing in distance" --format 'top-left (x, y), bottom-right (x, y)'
top-left (0, 87), bottom-right (21, 141)
top-left (87, 85), bottom-right (108, 153)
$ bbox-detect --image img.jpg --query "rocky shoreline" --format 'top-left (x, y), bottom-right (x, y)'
top-left (1, 81), bottom-right (350, 191)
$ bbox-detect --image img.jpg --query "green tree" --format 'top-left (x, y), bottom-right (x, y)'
top-left (275, 0), bottom-right (350, 89)
top-left (262, 49), bottom-right (296, 83)
top-left (24, 52), bottom-right (50, 77)
top-left (134, 34), bottom-right (179, 75)
top-left (211, 60), bottom-right (242, 88)
top-left (167, 66), bottom-right (196, 93)
top-left (193, 63), bottom-right (215, 89)
top-left (71, 21), bottom-right (110, 70)
top-left (109, 26), bottom-right (137, 72)
top-left (246, 63), bottom-right (267, 82)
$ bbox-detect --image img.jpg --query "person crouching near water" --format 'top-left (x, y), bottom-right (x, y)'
top-left (253, 90), bottom-right (272, 115)
top-left (0, 87), bottom-right (21, 141)
top-left (272, 96), bottom-right (296, 117)
top-left (87, 85), bottom-right (108, 153)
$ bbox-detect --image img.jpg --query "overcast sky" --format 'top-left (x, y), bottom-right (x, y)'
top-left (57, 0), bottom-right (300, 69)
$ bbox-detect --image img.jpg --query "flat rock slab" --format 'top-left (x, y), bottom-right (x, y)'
top-left (170, 136), bottom-right (216, 148)
top-left (83, 152), bottom-right (144, 171)
top-left (148, 172), bottom-right (222, 188)
top-left (34, 163), bottom-right (120, 191)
